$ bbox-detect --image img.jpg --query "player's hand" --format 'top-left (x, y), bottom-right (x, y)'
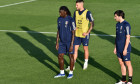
top-left (56, 43), bottom-right (59, 50)
top-left (123, 49), bottom-right (127, 56)
top-left (69, 45), bottom-right (73, 52)
top-left (113, 48), bottom-right (117, 54)
top-left (82, 32), bottom-right (88, 36)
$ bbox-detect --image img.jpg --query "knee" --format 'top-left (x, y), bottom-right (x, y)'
top-left (84, 47), bottom-right (89, 51)
top-left (58, 54), bottom-right (64, 59)
top-left (119, 62), bottom-right (125, 66)
top-left (69, 54), bottom-right (74, 60)
top-left (125, 61), bottom-right (132, 67)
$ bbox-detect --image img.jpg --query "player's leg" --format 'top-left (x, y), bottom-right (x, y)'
top-left (65, 37), bottom-right (80, 71)
top-left (115, 53), bottom-right (127, 84)
top-left (82, 34), bottom-right (90, 70)
top-left (69, 54), bottom-right (74, 70)
top-left (83, 46), bottom-right (89, 70)
top-left (58, 53), bottom-right (65, 70)
top-left (83, 46), bottom-right (89, 59)
top-left (54, 42), bottom-right (66, 78)
top-left (118, 57), bottom-right (127, 80)
top-left (68, 43), bottom-right (75, 71)
top-left (67, 54), bottom-right (74, 79)
top-left (125, 61), bottom-right (133, 84)
top-left (74, 37), bottom-right (81, 62)
top-left (74, 45), bottom-right (80, 62)
top-left (123, 53), bottom-right (133, 84)
top-left (54, 53), bottom-right (65, 78)
top-left (65, 45), bottom-right (78, 71)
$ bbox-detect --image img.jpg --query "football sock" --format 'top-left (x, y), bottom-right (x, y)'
top-left (128, 76), bottom-right (132, 82)
top-left (122, 75), bottom-right (126, 81)
top-left (60, 70), bottom-right (64, 74)
top-left (85, 59), bottom-right (88, 63)
top-left (69, 70), bottom-right (73, 74)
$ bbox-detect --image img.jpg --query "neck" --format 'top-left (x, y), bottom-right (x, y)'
top-left (63, 15), bottom-right (67, 18)
top-left (80, 7), bottom-right (84, 11)
top-left (120, 18), bottom-right (124, 23)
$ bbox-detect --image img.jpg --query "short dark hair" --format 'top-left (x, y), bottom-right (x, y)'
top-left (114, 10), bottom-right (125, 19)
top-left (59, 6), bottom-right (71, 16)
top-left (76, 0), bottom-right (84, 3)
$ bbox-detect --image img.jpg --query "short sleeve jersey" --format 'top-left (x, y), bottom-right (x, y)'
top-left (116, 20), bottom-right (131, 52)
top-left (57, 16), bottom-right (76, 43)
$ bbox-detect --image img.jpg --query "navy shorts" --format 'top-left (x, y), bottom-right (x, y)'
top-left (74, 34), bottom-right (90, 46)
top-left (117, 52), bottom-right (131, 61)
top-left (58, 42), bottom-right (75, 54)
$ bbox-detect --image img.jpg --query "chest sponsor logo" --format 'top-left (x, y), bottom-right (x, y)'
top-left (120, 26), bottom-right (123, 33)
top-left (65, 21), bottom-right (68, 28)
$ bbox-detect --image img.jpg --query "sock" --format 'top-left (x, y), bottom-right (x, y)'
top-left (85, 59), bottom-right (88, 63)
top-left (69, 70), bottom-right (73, 74)
top-left (122, 75), bottom-right (126, 81)
top-left (128, 76), bottom-right (132, 82)
top-left (60, 70), bottom-right (64, 74)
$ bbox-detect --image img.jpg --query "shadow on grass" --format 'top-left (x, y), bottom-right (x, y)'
top-left (6, 32), bottom-right (59, 74)
top-left (77, 49), bottom-right (121, 81)
top-left (20, 26), bottom-right (69, 67)
top-left (93, 29), bottom-right (140, 56)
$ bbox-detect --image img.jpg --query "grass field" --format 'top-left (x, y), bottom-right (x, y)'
top-left (0, 0), bottom-right (140, 84)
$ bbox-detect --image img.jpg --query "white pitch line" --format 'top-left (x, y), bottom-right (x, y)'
top-left (0, 0), bottom-right (36, 8)
top-left (0, 30), bottom-right (57, 34)
top-left (90, 34), bottom-right (116, 37)
top-left (0, 30), bottom-right (140, 38)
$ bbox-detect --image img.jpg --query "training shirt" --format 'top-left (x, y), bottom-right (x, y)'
top-left (57, 15), bottom-right (76, 43)
top-left (73, 9), bottom-right (94, 38)
top-left (116, 20), bottom-right (131, 52)
top-left (73, 8), bottom-right (94, 22)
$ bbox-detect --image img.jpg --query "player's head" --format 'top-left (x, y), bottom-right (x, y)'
top-left (76, 0), bottom-right (84, 10)
top-left (114, 10), bottom-right (125, 22)
top-left (59, 6), bottom-right (71, 17)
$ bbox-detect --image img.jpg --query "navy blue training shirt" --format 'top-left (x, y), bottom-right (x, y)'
top-left (116, 20), bottom-right (131, 52)
top-left (57, 15), bottom-right (76, 43)
top-left (73, 9), bottom-right (94, 22)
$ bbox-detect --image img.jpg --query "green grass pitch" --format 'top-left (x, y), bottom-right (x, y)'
top-left (0, 0), bottom-right (140, 84)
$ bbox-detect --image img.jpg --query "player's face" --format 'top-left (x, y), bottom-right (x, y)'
top-left (76, 2), bottom-right (83, 10)
top-left (114, 14), bottom-right (120, 22)
top-left (59, 10), bottom-right (66, 18)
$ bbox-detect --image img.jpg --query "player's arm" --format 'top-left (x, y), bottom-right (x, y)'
top-left (69, 19), bottom-right (76, 52)
top-left (114, 38), bottom-right (117, 54)
top-left (56, 31), bottom-right (59, 50)
top-left (83, 11), bottom-right (94, 36)
top-left (87, 21), bottom-right (94, 34)
top-left (123, 25), bottom-right (131, 56)
top-left (69, 30), bottom-right (75, 52)
top-left (56, 18), bottom-right (60, 50)
top-left (123, 35), bottom-right (130, 56)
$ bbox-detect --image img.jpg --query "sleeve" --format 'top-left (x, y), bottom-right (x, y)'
top-left (87, 11), bottom-right (94, 22)
top-left (125, 23), bottom-right (131, 35)
top-left (73, 11), bottom-right (76, 21)
top-left (57, 18), bottom-right (60, 30)
top-left (70, 18), bottom-right (76, 31)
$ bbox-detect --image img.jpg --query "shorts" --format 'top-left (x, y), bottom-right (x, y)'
top-left (117, 52), bottom-right (131, 61)
top-left (74, 34), bottom-right (90, 46)
top-left (58, 42), bottom-right (75, 54)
